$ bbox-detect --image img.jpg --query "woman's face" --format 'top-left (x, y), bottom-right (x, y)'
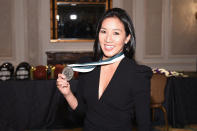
top-left (99, 17), bottom-right (131, 59)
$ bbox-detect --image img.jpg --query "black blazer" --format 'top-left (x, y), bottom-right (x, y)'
top-left (74, 57), bottom-right (152, 131)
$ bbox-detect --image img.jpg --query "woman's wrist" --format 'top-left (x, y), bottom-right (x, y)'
top-left (64, 91), bottom-right (73, 99)
top-left (64, 91), bottom-right (78, 110)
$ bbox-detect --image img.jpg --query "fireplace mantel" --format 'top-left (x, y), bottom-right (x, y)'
top-left (46, 51), bottom-right (93, 65)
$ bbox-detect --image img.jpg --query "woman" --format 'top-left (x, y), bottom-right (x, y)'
top-left (57, 8), bottom-right (152, 131)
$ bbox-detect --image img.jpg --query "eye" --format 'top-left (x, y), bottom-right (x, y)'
top-left (114, 32), bottom-right (120, 35)
top-left (100, 29), bottom-right (106, 34)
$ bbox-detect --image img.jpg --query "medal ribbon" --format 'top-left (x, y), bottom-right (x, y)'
top-left (67, 52), bottom-right (125, 72)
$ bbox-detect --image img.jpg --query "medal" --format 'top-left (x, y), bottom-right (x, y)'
top-left (62, 66), bottom-right (74, 81)
top-left (62, 52), bottom-right (125, 81)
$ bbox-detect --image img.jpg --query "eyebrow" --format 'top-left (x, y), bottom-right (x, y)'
top-left (100, 27), bottom-right (123, 32)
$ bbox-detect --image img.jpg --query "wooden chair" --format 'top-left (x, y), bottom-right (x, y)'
top-left (150, 73), bottom-right (169, 131)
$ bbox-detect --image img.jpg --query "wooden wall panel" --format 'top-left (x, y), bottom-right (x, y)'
top-left (171, 0), bottom-right (197, 55)
top-left (145, 0), bottom-right (163, 56)
top-left (26, 0), bottom-right (40, 65)
top-left (0, 0), bottom-right (13, 57)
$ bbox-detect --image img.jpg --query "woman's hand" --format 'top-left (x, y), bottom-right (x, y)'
top-left (56, 74), bottom-right (71, 96)
top-left (57, 73), bottom-right (78, 110)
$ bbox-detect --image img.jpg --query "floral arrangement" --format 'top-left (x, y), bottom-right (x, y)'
top-left (152, 68), bottom-right (188, 77)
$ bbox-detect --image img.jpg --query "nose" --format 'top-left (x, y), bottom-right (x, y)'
top-left (105, 33), bottom-right (112, 43)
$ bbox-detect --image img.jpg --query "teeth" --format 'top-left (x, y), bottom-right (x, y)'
top-left (105, 45), bottom-right (114, 49)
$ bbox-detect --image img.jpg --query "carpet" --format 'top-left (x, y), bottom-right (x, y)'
top-left (25, 125), bottom-right (197, 131)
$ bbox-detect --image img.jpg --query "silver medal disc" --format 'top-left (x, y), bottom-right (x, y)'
top-left (62, 66), bottom-right (74, 81)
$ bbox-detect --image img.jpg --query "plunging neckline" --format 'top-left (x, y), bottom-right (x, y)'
top-left (97, 58), bottom-right (124, 100)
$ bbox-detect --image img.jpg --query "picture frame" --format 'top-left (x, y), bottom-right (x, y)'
top-left (50, 0), bottom-right (112, 43)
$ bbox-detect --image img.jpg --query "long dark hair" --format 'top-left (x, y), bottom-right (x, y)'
top-left (93, 8), bottom-right (136, 61)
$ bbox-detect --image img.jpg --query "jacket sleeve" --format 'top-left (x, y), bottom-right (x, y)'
top-left (72, 57), bottom-right (92, 117)
top-left (72, 73), bottom-right (87, 117)
top-left (133, 65), bottom-right (153, 131)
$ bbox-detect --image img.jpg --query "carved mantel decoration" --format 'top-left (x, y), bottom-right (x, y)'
top-left (46, 51), bottom-right (93, 65)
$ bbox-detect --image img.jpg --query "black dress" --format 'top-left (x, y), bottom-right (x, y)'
top-left (73, 57), bottom-right (152, 131)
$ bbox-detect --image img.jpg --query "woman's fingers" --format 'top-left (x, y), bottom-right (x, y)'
top-left (57, 80), bottom-right (67, 87)
top-left (57, 74), bottom-right (67, 86)
top-left (58, 73), bottom-right (66, 80)
top-left (56, 74), bottom-right (71, 96)
top-left (56, 77), bottom-right (70, 90)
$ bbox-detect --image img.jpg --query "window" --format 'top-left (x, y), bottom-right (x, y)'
top-left (50, 0), bottom-right (112, 42)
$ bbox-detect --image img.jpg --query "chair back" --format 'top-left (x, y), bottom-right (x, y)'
top-left (150, 73), bottom-right (167, 105)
